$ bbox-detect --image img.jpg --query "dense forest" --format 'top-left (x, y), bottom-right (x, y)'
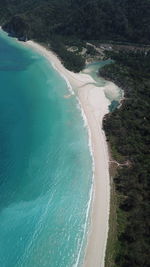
top-left (1, 0), bottom-right (150, 43)
top-left (0, 0), bottom-right (150, 71)
top-left (0, 1), bottom-right (150, 266)
top-left (100, 51), bottom-right (150, 266)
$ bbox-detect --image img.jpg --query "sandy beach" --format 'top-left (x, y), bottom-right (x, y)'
top-left (25, 40), bottom-right (111, 267)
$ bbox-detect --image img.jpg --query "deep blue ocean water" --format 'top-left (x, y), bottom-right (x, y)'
top-left (0, 30), bottom-right (92, 267)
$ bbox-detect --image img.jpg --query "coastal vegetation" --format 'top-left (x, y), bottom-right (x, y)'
top-left (0, 1), bottom-right (150, 265)
top-left (49, 36), bottom-right (85, 72)
top-left (100, 51), bottom-right (150, 266)
top-left (1, 0), bottom-right (150, 71)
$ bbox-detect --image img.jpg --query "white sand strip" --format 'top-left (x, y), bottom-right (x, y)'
top-left (25, 40), bottom-right (111, 267)
top-left (79, 84), bottom-right (110, 267)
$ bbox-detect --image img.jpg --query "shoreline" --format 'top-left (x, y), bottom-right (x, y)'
top-left (24, 40), bottom-right (111, 267)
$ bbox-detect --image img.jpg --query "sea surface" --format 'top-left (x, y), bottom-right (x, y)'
top-left (0, 30), bottom-right (93, 267)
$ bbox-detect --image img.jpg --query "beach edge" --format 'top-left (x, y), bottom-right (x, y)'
top-left (22, 39), bottom-right (111, 267)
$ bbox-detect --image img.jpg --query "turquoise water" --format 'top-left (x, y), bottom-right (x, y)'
top-left (0, 30), bottom-right (92, 267)
top-left (83, 61), bottom-right (123, 111)
top-left (83, 60), bottom-right (112, 86)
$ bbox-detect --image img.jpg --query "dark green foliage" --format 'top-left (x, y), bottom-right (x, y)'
top-left (1, 0), bottom-right (150, 71)
top-left (86, 44), bottom-right (97, 55)
top-left (50, 36), bottom-right (85, 72)
top-left (3, 15), bottom-right (29, 40)
top-left (1, 0), bottom-right (150, 44)
top-left (0, 0), bottom-right (149, 264)
top-left (100, 51), bottom-right (150, 266)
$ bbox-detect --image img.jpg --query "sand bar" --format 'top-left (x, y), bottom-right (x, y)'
top-left (25, 40), bottom-right (111, 267)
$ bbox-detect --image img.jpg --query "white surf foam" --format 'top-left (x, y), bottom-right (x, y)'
top-left (72, 97), bottom-right (95, 267)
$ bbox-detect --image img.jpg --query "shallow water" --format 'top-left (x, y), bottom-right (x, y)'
top-left (83, 61), bottom-right (123, 111)
top-left (0, 30), bottom-right (92, 267)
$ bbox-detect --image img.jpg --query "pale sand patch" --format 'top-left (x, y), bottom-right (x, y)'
top-left (24, 40), bottom-right (112, 267)
top-left (63, 94), bottom-right (72, 99)
top-left (79, 85), bottom-right (110, 267)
